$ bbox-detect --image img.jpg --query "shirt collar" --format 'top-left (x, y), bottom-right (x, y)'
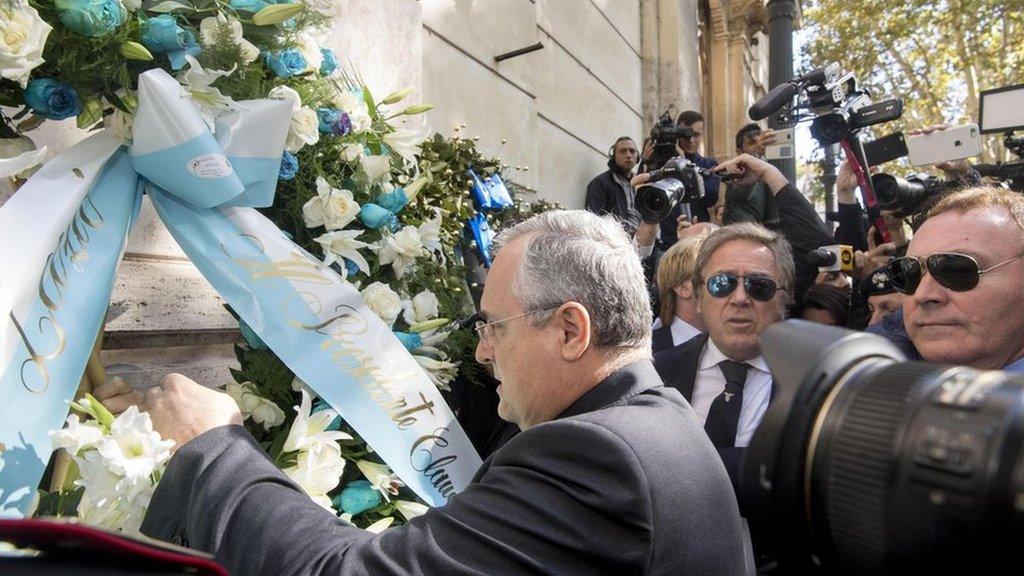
top-left (1002, 355), bottom-right (1024, 373)
top-left (700, 337), bottom-right (770, 374)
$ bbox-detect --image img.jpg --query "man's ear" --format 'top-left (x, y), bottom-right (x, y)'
top-left (673, 282), bottom-right (694, 300)
top-left (554, 302), bottom-right (591, 362)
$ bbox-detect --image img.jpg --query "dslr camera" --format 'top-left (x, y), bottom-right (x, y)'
top-left (870, 172), bottom-right (962, 218)
top-left (745, 320), bottom-right (1023, 575)
top-left (634, 156), bottom-right (707, 223)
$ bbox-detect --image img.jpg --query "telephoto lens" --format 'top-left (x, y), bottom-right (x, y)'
top-left (743, 320), bottom-right (1024, 575)
top-left (871, 173), bottom-right (958, 218)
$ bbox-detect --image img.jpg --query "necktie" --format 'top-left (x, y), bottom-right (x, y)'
top-left (704, 360), bottom-right (749, 448)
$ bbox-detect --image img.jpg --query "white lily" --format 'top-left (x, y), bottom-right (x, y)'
top-left (93, 406), bottom-right (175, 484)
top-left (282, 389), bottom-right (352, 454)
top-left (413, 354), bottom-right (460, 391)
top-left (418, 209), bottom-right (444, 255)
top-left (314, 229), bottom-right (372, 277)
top-left (282, 442), bottom-right (346, 512)
top-left (364, 517), bottom-right (395, 533)
top-left (179, 55), bottom-right (236, 128)
top-left (382, 126), bottom-right (425, 166)
top-left (356, 460), bottom-right (404, 501)
top-left (50, 414), bottom-right (104, 457)
top-left (375, 225), bottom-right (423, 278)
top-left (394, 499), bottom-right (429, 521)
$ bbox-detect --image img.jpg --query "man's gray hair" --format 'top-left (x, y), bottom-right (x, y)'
top-left (692, 222), bottom-right (796, 306)
top-left (491, 210), bottom-right (651, 349)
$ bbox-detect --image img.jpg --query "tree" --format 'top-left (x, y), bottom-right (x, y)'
top-left (802, 0), bottom-right (1024, 162)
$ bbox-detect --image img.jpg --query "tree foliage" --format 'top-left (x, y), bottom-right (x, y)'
top-left (803, 0), bottom-right (1024, 161)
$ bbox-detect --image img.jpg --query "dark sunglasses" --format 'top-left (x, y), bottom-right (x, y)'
top-left (886, 252), bottom-right (1023, 295)
top-left (705, 273), bottom-right (783, 302)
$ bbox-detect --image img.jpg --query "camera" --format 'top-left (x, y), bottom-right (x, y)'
top-left (647, 111), bottom-right (695, 173)
top-left (808, 244), bottom-right (854, 273)
top-left (743, 320), bottom-right (1024, 575)
top-left (634, 156), bottom-right (706, 223)
top-left (871, 173), bottom-right (961, 218)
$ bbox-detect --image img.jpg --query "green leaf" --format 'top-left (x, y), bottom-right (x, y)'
top-left (76, 98), bottom-right (104, 130)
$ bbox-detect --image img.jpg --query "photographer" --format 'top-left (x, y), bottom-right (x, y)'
top-left (723, 124), bottom-right (779, 227)
top-left (652, 111), bottom-right (720, 250)
top-left (585, 136), bottom-right (641, 235)
top-left (711, 153), bottom-right (833, 304)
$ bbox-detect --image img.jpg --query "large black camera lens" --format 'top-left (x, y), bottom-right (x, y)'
top-left (634, 180), bottom-right (674, 223)
top-left (744, 321), bottom-right (1024, 575)
top-left (872, 174), bottom-right (928, 216)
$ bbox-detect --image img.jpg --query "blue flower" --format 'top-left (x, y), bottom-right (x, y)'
top-left (228, 0), bottom-right (271, 12)
top-left (393, 331), bottom-right (423, 351)
top-left (279, 151), bottom-right (299, 180)
top-left (335, 480), bottom-right (382, 516)
top-left (317, 108), bottom-right (341, 134)
top-left (359, 203), bottom-right (399, 231)
top-left (376, 188), bottom-right (409, 214)
top-left (55, 0), bottom-right (125, 38)
top-left (264, 48), bottom-right (307, 78)
top-left (331, 112), bottom-right (351, 136)
top-left (141, 15), bottom-right (202, 70)
top-left (320, 48), bottom-right (339, 76)
top-left (24, 79), bottom-right (82, 121)
top-left (343, 258), bottom-right (360, 277)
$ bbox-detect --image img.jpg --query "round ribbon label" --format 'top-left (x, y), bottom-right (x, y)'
top-left (188, 153), bottom-right (234, 179)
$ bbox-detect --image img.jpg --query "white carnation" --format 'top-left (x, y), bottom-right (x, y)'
top-left (360, 282), bottom-right (403, 326)
top-left (0, 3), bottom-right (52, 87)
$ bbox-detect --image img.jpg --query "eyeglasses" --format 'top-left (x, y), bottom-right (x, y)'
top-left (474, 305), bottom-right (560, 342)
top-left (705, 273), bottom-right (783, 302)
top-left (885, 252), bottom-right (1023, 295)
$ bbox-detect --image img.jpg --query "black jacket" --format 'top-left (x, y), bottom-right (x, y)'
top-left (774, 183), bottom-right (834, 303)
top-left (141, 361), bottom-right (746, 576)
top-left (585, 160), bottom-right (640, 234)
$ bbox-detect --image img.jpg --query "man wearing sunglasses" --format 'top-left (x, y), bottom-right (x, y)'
top-left (885, 186), bottom-right (1024, 372)
top-left (653, 223), bottom-right (795, 490)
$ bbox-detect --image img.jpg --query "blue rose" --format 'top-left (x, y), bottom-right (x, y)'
top-left (141, 15), bottom-right (202, 71)
top-left (229, 0), bottom-right (271, 12)
top-left (55, 0), bottom-right (125, 38)
top-left (320, 48), bottom-right (339, 76)
top-left (393, 331), bottom-right (423, 351)
top-left (376, 188), bottom-right (409, 214)
top-left (317, 108), bottom-right (341, 135)
top-left (359, 203), bottom-right (399, 231)
top-left (343, 258), bottom-right (360, 277)
top-left (279, 151), bottom-right (299, 180)
top-left (335, 480), bottom-right (382, 516)
top-left (332, 113), bottom-right (351, 136)
top-left (24, 79), bottom-right (82, 121)
top-left (264, 49), bottom-right (307, 79)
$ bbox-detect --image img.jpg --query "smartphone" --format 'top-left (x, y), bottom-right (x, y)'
top-left (864, 132), bottom-right (908, 166)
top-left (907, 123), bottom-right (982, 166)
top-left (764, 128), bottom-right (795, 160)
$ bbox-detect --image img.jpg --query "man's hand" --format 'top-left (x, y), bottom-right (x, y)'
top-left (836, 160), bottom-right (859, 204)
top-left (141, 374), bottom-right (243, 451)
top-left (94, 376), bottom-right (143, 414)
top-left (853, 226), bottom-right (896, 279)
top-left (711, 153), bottom-right (789, 193)
top-left (635, 221), bottom-right (657, 247)
top-left (754, 129), bottom-right (777, 149)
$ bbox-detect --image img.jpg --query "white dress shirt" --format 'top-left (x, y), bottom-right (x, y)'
top-left (651, 316), bottom-right (702, 347)
top-left (690, 339), bottom-right (773, 447)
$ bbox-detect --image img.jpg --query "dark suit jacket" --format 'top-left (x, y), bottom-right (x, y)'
top-left (140, 361), bottom-right (746, 576)
top-left (651, 325), bottom-right (674, 354)
top-left (653, 335), bottom-right (771, 499)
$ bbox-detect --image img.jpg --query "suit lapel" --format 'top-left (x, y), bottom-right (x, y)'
top-left (653, 333), bottom-right (706, 402)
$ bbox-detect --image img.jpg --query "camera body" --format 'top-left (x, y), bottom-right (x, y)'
top-left (647, 111), bottom-right (695, 172)
top-left (634, 156), bottom-right (706, 223)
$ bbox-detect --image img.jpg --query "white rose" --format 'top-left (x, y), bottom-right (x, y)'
top-left (376, 226), bottom-right (423, 278)
top-left (360, 154), bottom-right (391, 182)
top-left (199, 13), bottom-right (259, 65)
top-left (302, 176), bottom-right (360, 230)
top-left (268, 85), bottom-right (302, 111)
top-left (282, 443), bottom-right (346, 512)
top-left (361, 282), bottom-right (403, 326)
top-left (332, 90), bottom-right (364, 114)
top-left (348, 109), bottom-right (372, 134)
top-left (402, 289), bottom-right (439, 324)
top-left (295, 32), bottom-right (324, 75)
top-left (226, 382), bottom-right (286, 431)
top-left (0, 3), bottom-right (52, 87)
top-left (286, 106), bottom-right (321, 153)
top-left (340, 142), bottom-right (364, 163)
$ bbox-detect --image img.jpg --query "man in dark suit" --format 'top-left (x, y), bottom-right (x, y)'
top-left (654, 221), bottom-right (794, 490)
top-left (113, 210), bottom-right (746, 575)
